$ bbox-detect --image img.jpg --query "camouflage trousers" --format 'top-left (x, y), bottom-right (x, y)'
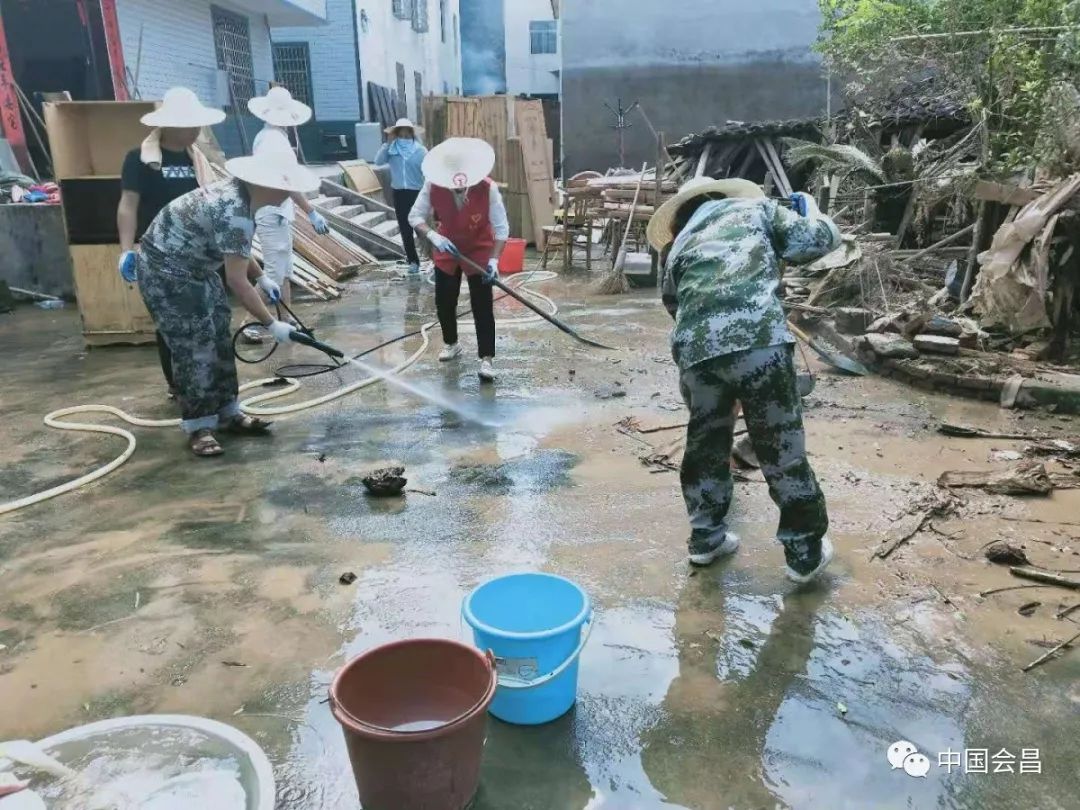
top-left (678, 344), bottom-right (828, 572)
top-left (138, 259), bottom-right (240, 433)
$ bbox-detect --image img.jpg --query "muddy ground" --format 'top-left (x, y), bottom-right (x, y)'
top-left (1, 264), bottom-right (1078, 809)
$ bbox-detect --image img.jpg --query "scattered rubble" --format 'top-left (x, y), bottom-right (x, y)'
top-left (938, 462), bottom-right (1054, 496)
top-left (985, 543), bottom-right (1031, 567)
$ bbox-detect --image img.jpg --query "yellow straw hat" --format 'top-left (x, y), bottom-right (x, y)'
top-left (647, 177), bottom-right (764, 251)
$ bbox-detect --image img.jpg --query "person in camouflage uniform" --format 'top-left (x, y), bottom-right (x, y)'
top-left (647, 177), bottom-right (841, 583)
top-left (137, 132), bottom-right (318, 456)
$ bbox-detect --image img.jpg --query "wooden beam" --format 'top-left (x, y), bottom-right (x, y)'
top-left (974, 180), bottom-right (1040, 207)
top-left (896, 223), bottom-right (975, 265)
top-left (694, 142), bottom-right (714, 178)
top-left (755, 138), bottom-right (792, 197)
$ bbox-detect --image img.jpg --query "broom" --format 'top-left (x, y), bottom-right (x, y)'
top-left (593, 161), bottom-right (649, 294)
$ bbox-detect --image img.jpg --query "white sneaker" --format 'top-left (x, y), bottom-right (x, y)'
top-left (478, 358), bottom-right (496, 381)
top-left (786, 536), bottom-right (834, 584)
top-left (439, 343), bottom-right (462, 362)
top-left (688, 533), bottom-right (740, 566)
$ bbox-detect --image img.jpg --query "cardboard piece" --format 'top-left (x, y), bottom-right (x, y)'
top-left (338, 160), bottom-right (383, 196)
top-left (514, 100), bottom-right (555, 250)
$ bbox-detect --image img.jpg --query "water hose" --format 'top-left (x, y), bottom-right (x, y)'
top-left (0, 271), bottom-right (568, 517)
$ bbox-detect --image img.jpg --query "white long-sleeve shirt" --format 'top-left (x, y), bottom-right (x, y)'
top-left (408, 181), bottom-right (510, 240)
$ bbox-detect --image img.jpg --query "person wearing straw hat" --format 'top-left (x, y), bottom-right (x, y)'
top-left (118, 87), bottom-right (224, 397)
top-left (246, 85), bottom-right (330, 309)
top-left (409, 137), bottom-right (509, 382)
top-left (136, 130), bottom-right (319, 457)
top-left (647, 177), bottom-right (841, 583)
top-left (374, 118), bottom-right (428, 274)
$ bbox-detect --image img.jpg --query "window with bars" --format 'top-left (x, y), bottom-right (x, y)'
top-left (530, 20), bottom-right (557, 55)
top-left (272, 43), bottom-right (314, 110)
top-left (212, 6), bottom-right (255, 107)
top-left (412, 0), bottom-right (429, 33)
top-left (392, 0), bottom-right (412, 21)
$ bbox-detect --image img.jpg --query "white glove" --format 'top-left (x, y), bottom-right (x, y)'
top-left (257, 275), bottom-right (281, 303)
top-left (308, 210), bottom-right (330, 235)
top-left (267, 320), bottom-right (296, 344)
top-left (426, 232), bottom-right (459, 255)
top-left (483, 258), bottom-right (500, 285)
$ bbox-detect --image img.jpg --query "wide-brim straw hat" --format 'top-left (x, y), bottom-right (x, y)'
top-left (423, 137), bottom-right (495, 190)
top-left (248, 86), bottom-right (312, 127)
top-left (224, 129), bottom-right (320, 193)
top-left (647, 177), bottom-right (765, 251)
top-left (141, 87), bottom-right (226, 128)
top-left (385, 117), bottom-right (423, 136)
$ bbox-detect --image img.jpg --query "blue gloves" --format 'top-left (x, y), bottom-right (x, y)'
top-left (308, 210), bottom-right (330, 235)
top-left (790, 192), bottom-right (819, 218)
top-left (483, 258), bottom-right (500, 285)
top-left (426, 232), bottom-right (459, 256)
top-left (118, 251), bottom-right (138, 283)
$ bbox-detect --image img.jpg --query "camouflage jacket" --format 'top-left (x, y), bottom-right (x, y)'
top-left (141, 179), bottom-right (254, 279)
top-left (661, 198), bottom-right (840, 369)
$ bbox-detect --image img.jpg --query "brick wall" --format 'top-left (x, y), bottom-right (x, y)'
top-left (272, 0), bottom-right (361, 121)
top-left (115, 0), bottom-right (274, 110)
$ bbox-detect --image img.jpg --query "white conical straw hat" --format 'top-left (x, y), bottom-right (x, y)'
top-left (224, 130), bottom-right (320, 193)
top-left (422, 137), bottom-right (495, 190)
top-left (141, 87), bottom-right (226, 128)
top-left (646, 177), bottom-right (764, 251)
top-left (384, 117), bottom-right (424, 135)
top-left (248, 86), bottom-right (312, 127)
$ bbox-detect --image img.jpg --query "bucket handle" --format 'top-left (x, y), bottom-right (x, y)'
top-left (493, 612), bottom-right (594, 691)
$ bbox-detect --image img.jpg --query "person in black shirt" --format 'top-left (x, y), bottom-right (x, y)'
top-left (116, 87), bottom-right (224, 396)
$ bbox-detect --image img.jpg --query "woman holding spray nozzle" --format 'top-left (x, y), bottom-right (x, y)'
top-left (134, 130), bottom-right (320, 457)
top-left (409, 137), bottom-right (509, 383)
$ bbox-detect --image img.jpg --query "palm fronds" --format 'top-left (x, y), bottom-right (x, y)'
top-left (782, 139), bottom-right (887, 185)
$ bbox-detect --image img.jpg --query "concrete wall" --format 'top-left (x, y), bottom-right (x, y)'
top-left (273, 0), bottom-right (361, 121)
top-left (561, 0), bottom-right (831, 174)
top-left (504, 0), bottom-right (558, 96)
top-left (0, 206), bottom-right (75, 299)
top-left (356, 0), bottom-right (462, 123)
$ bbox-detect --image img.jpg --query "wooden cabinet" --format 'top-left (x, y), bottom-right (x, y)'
top-left (70, 244), bottom-right (156, 346)
top-left (43, 101), bottom-right (158, 346)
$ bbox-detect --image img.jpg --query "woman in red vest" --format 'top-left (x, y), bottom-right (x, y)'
top-left (409, 138), bottom-right (509, 382)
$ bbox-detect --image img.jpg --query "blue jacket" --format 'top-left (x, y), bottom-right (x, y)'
top-left (374, 139), bottom-right (427, 191)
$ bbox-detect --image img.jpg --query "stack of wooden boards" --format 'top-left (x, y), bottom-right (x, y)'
top-left (421, 95), bottom-right (555, 249)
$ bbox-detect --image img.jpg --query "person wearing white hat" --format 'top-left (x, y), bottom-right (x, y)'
top-left (136, 130), bottom-right (319, 457)
top-left (408, 137), bottom-right (509, 382)
top-left (118, 87), bottom-right (225, 397)
top-left (648, 177), bottom-right (841, 583)
top-left (247, 85), bottom-right (330, 309)
top-left (374, 118), bottom-right (428, 274)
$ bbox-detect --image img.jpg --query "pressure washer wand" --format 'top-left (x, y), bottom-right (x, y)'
top-left (455, 255), bottom-right (618, 351)
top-left (289, 329), bottom-right (345, 359)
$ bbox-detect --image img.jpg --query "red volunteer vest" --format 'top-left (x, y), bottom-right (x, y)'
top-left (431, 180), bottom-right (495, 276)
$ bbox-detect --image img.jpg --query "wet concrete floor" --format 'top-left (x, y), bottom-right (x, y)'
top-left (1, 266), bottom-right (1078, 809)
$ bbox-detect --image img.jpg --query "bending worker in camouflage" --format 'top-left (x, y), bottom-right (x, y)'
top-left (647, 177), bottom-right (841, 583)
top-left (137, 130), bottom-right (317, 457)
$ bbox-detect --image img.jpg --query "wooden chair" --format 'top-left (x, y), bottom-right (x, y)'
top-left (541, 191), bottom-right (601, 271)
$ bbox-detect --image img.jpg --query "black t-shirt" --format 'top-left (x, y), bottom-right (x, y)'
top-left (121, 147), bottom-right (200, 237)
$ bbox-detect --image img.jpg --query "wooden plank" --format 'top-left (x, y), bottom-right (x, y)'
top-left (337, 160), bottom-right (383, 195)
top-left (446, 98), bottom-right (480, 138)
top-left (514, 99), bottom-right (555, 250)
top-left (973, 180), bottom-right (1040, 207)
top-left (71, 243), bottom-right (156, 344)
top-left (762, 138), bottom-right (793, 197)
top-left (694, 142), bottom-right (713, 178)
top-left (476, 95), bottom-right (509, 183)
top-left (294, 213), bottom-right (376, 267)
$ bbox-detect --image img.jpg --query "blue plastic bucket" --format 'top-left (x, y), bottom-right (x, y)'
top-left (462, 572), bottom-right (592, 725)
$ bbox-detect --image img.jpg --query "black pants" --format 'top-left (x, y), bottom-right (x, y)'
top-left (393, 188), bottom-right (421, 265)
top-left (156, 330), bottom-right (175, 390)
top-left (435, 268), bottom-right (496, 358)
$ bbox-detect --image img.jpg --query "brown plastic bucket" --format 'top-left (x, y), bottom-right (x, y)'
top-left (329, 638), bottom-right (497, 810)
